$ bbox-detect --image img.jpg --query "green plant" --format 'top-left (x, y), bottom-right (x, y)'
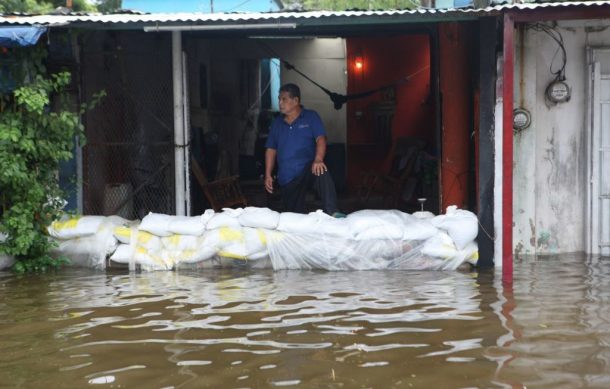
top-left (0, 70), bottom-right (104, 273)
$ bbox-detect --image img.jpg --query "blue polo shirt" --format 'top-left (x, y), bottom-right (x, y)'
top-left (266, 108), bottom-right (326, 186)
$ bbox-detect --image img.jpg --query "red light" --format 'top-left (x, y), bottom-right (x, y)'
top-left (354, 56), bottom-right (363, 71)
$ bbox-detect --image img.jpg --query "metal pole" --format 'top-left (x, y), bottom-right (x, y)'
top-left (172, 31), bottom-right (186, 216)
top-left (502, 13), bottom-right (514, 283)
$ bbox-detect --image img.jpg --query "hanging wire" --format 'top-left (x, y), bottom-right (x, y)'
top-left (525, 22), bottom-right (567, 81)
top-left (255, 40), bottom-right (428, 110)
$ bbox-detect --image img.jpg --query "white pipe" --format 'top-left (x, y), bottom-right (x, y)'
top-left (182, 51), bottom-right (191, 216)
top-left (144, 23), bottom-right (297, 32)
top-left (172, 31), bottom-right (186, 216)
top-left (494, 100), bottom-right (503, 267)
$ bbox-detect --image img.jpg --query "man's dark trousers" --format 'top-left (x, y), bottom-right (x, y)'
top-left (280, 165), bottom-right (338, 215)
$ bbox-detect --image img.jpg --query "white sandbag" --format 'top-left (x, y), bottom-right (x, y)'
top-left (460, 241), bottom-right (479, 266)
top-left (109, 244), bottom-right (135, 264)
top-left (113, 226), bottom-right (135, 244)
top-left (238, 207), bottom-right (280, 229)
top-left (413, 211), bottom-right (435, 220)
top-left (168, 216), bottom-right (206, 236)
top-left (51, 231), bottom-right (118, 269)
top-left (421, 232), bottom-right (457, 259)
top-left (346, 210), bottom-right (405, 240)
top-left (161, 234), bottom-right (200, 251)
top-left (201, 209), bottom-right (215, 226)
top-left (311, 210), bottom-right (353, 239)
top-left (430, 206), bottom-right (478, 250)
top-left (133, 247), bottom-right (172, 270)
top-left (277, 212), bottom-right (322, 234)
top-left (214, 227), bottom-right (269, 260)
top-left (137, 231), bottom-right (162, 251)
top-left (48, 216), bottom-right (106, 240)
top-left (347, 210), bottom-right (437, 241)
top-left (206, 208), bottom-right (243, 230)
top-left (139, 213), bottom-right (173, 237)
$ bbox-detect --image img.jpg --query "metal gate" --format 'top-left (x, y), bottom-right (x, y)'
top-left (81, 35), bottom-right (175, 220)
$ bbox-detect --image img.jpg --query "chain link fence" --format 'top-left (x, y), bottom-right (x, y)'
top-left (81, 32), bottom-right (175, 219)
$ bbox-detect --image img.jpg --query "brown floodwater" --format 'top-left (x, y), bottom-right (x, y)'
top-left (1, 253), bottom-right (609, 388)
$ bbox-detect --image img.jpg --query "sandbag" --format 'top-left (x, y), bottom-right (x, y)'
top-left (238, 207), bottom-right (280, 230)
top-left (168, 216), bottom-right (206, 236)
top-left (206, 208), bottom-right (243, 230)
top-left (48, 216), bottom-right (106, 240)
top-left (430, 206), bottom-right (478, 250)
top-left (347, 210), bottom-right (436, 241)
top-left (139, 213), bottom-right (173, 237)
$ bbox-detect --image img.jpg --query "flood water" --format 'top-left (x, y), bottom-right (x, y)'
top-left (1, 254), bottom-right (609, 388)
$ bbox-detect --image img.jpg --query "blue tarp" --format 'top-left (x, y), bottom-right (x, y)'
top-left (0, 26), bottom-right (47, 47)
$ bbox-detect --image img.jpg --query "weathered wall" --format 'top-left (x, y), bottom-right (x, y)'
top-left (513, 19), bottom-right (610, 255)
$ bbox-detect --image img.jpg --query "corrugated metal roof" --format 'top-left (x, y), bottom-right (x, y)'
top-left (1, 1), bottom-right (610, 27)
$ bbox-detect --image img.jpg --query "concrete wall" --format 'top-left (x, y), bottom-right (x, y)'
top-left (513, 19), bottom-right (610, 255)
top-left (187, 37), bottom-right (347, 144)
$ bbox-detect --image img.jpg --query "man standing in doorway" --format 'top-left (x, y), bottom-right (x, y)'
top-left (264, 83), bottom-right (343, 216)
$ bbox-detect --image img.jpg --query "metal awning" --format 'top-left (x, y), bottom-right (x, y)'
top-left (1, 1), bottom-right (610, 31)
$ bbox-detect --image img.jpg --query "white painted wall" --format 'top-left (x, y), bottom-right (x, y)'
top-left (513, 19), bottom-right (610, 255)
top-left (188, 38), bottom-right (347, 144)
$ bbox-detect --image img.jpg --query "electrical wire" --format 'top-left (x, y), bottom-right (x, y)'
top-left (525, 22), bottom-right (567, 81)
top-left (256, 40), bottom-right (428, 110)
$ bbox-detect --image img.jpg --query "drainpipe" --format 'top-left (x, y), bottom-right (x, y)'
top-left (172, 31), bottom-right (186, 216)
top-left (502, 13), bottom-right (515, 283)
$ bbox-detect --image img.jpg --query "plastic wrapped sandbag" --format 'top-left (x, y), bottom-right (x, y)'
top-left (277, 212), bottom-right (321, 234)
top-left (264, 230), bottom-right (420, 270)
top-left (420, 232), bottom-right (458, 260)
top-left (51, 220), bottom-right (118, 269)
top-left (346, 210), bottom-right (437, 241)
top-left (238, 207), bottom-right (280, 230)
top-left (206, 208), bottom-right (243, 230)
top-left (431, 206), bottom-right (478, 250)
top-left (277, 211), bottom-right (352, 238)
top-left (48, 216), bottom-right (106, 240)
top-left (413, 211), bottom-right (435, 220)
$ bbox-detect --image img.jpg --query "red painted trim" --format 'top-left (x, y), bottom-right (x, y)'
top-left (502, 14), bottom-right (514, 283)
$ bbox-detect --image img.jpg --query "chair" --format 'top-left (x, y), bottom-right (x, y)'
top-left (357, 137), bottom-right (425, 209)
top-left (191, 156), bottom-right (248, 212)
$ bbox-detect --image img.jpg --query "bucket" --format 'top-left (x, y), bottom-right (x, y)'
top-left (103, 183), bottom-right (134, 219)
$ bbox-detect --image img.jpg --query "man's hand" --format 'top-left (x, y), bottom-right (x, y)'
top-left (264, 175), bottom-right (274, 194)
top-left (312, 160), bottom-right (327, 176)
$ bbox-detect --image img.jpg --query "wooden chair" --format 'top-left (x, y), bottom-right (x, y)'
top-left (191, 156), bottom-right (248, 212)
top-left (357, 137), bottom-right (425, 209)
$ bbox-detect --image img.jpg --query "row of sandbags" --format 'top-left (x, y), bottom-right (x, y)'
top-left (42, 206), bottom-right (479, 271)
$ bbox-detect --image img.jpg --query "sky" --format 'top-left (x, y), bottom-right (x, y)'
top-left (122, 0), bottom-right (281, 13)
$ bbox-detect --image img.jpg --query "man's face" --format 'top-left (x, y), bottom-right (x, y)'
top-left (278, 91), bottom-right (299, 115)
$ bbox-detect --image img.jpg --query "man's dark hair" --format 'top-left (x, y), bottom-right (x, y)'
top-left (279, 83), bottom-right (301, 100)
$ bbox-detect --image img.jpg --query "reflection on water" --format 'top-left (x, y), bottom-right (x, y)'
top-left (0, 254), bottom-right (609, 388)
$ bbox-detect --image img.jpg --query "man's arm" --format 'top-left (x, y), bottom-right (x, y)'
top-left (265, 148), bottom-right (277, 193)
top-left (312, 136), bottom-right (328, 176)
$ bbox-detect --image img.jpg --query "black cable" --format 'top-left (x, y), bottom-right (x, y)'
top-left (526, 22), bottom-right (567, 81)
top-left (257, 40), bottom-right (427, 110)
